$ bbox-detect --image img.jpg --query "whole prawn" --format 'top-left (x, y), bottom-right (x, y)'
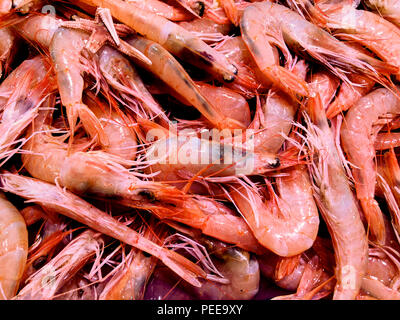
top-left (229, 165), bottom-right (320, 257)
top-left (0, 193), bottom-right (28, 299)
top-left (304, 73), bottom-right (368, 300)
top-left (72, 0), bottom-right (238, 83)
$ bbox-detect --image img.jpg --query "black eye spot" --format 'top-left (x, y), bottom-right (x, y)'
top-left (33, 255), bottom-right (48, 269)
top-left (195, 2), bottom-right (205, 17)
top-left (269, 157), bottom-right (280, 168)
top-left (142, 251), bottom-right (152, 258)
top-left (138, 190), bottom-right (156, 202)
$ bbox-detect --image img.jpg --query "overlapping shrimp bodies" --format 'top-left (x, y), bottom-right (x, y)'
top-left (2, 0), bottom-right (400, 301)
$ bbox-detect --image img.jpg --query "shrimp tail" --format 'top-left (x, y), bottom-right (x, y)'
top-left (266, 65), bottom-right (310, 98)
top-left (77, 103), bottom-right (109, 147)
top-left (360, 198), bottom-right (386, 244)
top-left (160, 248), bottom-right (205, 287)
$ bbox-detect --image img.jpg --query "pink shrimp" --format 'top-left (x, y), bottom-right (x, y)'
top-left (1, 172), bottom-right (206, 288)
top-left (305, 75), bottom-right (368, 300)
top-left (341, 87), bottom-right (400, 243)
top-left (73, 0), bottom-right (238, 83)
top-left (229, 165), bottom-right (320, 257)
top-left (125, 0), bottom-right (192, 21)
top-left (0, 193), bottom-right (28, 299)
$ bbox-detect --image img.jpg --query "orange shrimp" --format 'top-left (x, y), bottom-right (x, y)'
top-left (16, 230), bottom-right (102, 300)
top-left (305, 75), bottom-right (368, 300)
top-left (0, 56), bottom-right (56, 164)
top-left (0, 27), bottom-right (16, 79)
top-left (97, 46), bottom-right (169, 126)
top-left (240, 2), bottom-right (396, 98)
top-left (229, 165), bottom-right (320, 257)
top-left (99, 222), bottom-right (162, 300)
top-left (186, 239), bottom-right (260, 300)
top-left (326, 73), bottom-right (376, 119)
top-left (0, 193), bottom-right (28, 299)
top-left (365, 0), bottom-right (400, 27)
top-left (73, 0), bottom-right (238, 83)
top-left (125, 35), bottom-right (245, 130)
top-left (220, 0), bottom-right (241, 26)
top-left (125, 0), bottom-right (192, 21)
top-left (319, 2), bottom-right (400, 81)
top-left (341, 88), bottom-right (400, 243)
top-left (1, 172), bottom-right (206, 288)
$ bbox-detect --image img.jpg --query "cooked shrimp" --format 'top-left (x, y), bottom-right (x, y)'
top-left (16, 230), bottom-right (102, 300)
top-left (215, 36), bottom-right (267, 95)
top-left (126, 0), bottom-right (192, 21)
top-left (229, 165), bottom-right (319, 256)
top-left (83, 92), bottom-right (138, 161)
top-left (187, 239), bottom-right (260, 300)
top-left (0, 193), bottom-right (28, 300)
top-left (1, 172), bottom-right (206, 287)
top-left (220, 0), bottom-right (240, 26)
top-left (73, 0), bottom-right (238, 83)
top-left (319, 3), bottom-right (400, 81)
top-left (174, 0), bottom-right (206, 18)
top-left (240, 1), bottom-right (396, 98)
top-left (178, 17), bottom-right (232, 39)
top-left (365, 0), bottom-right (400, 27)
top-left (195, 83), bottom-right (251, 128)
top-left (14, 14), bottom-right (61, 49)
top-left (97, 46), bottom-right (169, 126)
top-left (145, 132), bottom-right (282, 178)
top-left (341, 88), bottom-right (400, 243)
top-left (326, 73), bottom-right (375, 119)
top-left (375, 132), bottom-right (400, 150)
top-left (100, 248), bottom-right (157, 300)
top-left (0, 0), bottom-right (11, 16)
top-left (126, 35), bottom-right (245, 130)
top-left (0, 27), bottom-right (16, 79)
top-left (99, 223), bottom-right (161, 300)
top-left (305, 76), bottom-right (368, 300)
top-left (50, 27), bottom-right (110, 147)
top-left (20, 205), bottom-right (45, 226)
top-left (0, 56), bottom-right (56, 163)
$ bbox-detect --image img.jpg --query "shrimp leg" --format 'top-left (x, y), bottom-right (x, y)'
top-left (0, 172), bottom-right (206, 287)
top-left (72, 0), bottom-right (238, 83)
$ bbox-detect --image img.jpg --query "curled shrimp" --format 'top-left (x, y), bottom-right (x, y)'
top-left (365, 0), bottom-right (400, 27)
top-left (318, 2), bottom-right (400, 81)
top-left (0, 56), bottom-right (56, 163)
top-left (0, 172), bottom-right (206, 287)
top-left (97, 46), bottom-right (169, 126)
top-left (72, 0), bottom-right (238, 83)
top-left (99, 223), bottom-right (162, 300)
top-left (326, 73), bottom-right (375, 119)
top-left (187, 238), bottom-right (260, 300)
top-left (341, 88), bottom-right (400, 243)
top-left (305, 75), bottom-right (368, 300)
top-left (126, 35), bottom-right (245, 130)
top-left (229, 165), bottom-right (320, 257)
top-left (16, 230), bottom-right (102, 300)
top-left (83, 92), bottom-right (138, 162)
top-left (0, 193), bottom-right (28, 299)
top-left (240, 1), bottom-right (396, 98)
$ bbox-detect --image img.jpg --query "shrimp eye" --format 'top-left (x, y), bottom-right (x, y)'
top-left (33, 255), bottom-right (48, 269)
top-left (269, 157), bottom-right (280, 168)
top-left (195, 2), bottom-right (205, 17)
top-left (142, 251), bottom-right (152, 258)
top-left (138, 190), bottom-right (156, 202)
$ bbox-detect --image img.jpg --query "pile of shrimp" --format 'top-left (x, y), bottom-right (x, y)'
top-left (2, 0), bottom-right (400, 301)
